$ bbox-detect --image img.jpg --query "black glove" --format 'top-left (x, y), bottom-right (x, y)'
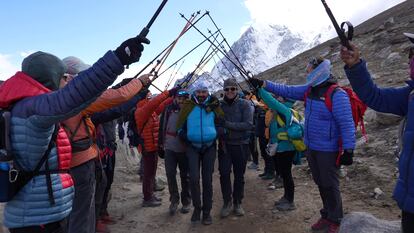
top-left (114, 36), bottom-right (150, 66)
top-left (340, 149), bottom-right (354, 166)
top-left (168, 87), bottom-right (180, 97)
top-left (249, 77), bottom-right (264, 89)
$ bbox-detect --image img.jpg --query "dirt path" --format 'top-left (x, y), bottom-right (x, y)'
top-left (107, 138), bottom-right (401, 233)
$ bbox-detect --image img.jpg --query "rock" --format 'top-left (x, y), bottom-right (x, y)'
top-left (339, 212), bottom-right (401, 233)
top-left (381, 52), bottom-right (402, 68)
top-left (373, 187), bottom-right (384, 199)
top-left (364, 109), bottom-right (377, 123)
top-left (375, 112), bottom-right (402, 126)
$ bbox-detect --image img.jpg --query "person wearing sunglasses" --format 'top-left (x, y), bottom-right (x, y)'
top-left (218, 78), bottom-right (254, 218)
top-left (176, 80), bottom-right (224, 225)
top-left (158, 89), bottom-right (191, 216)
top-left (340, 32), bottom-right (414, 233)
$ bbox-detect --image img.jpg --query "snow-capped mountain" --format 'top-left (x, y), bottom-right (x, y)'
top-left (200, 23), bottom-right (332, 91)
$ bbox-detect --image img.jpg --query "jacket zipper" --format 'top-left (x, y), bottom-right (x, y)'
top-left (200, 107), bottom-right (204, 144)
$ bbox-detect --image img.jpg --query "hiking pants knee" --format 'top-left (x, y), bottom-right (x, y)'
top-left (259, 137), bottom-right (274, 175)
top-left (142, 151), bottom-right (158, 201)
top-left (187, 145), bottom-right (216, 214)
top-left (68, 160), bottom-right (96, 233)
top-left (95, 159), bottom-right (108, 220)
top-left (102, 152), bottom-right (116, 215)
top-left (307, 150), bottom-right (343, 223)
top-left (249, 135), bottom-right (259, 165)
top-left (402, 211), bottom-right (414, 233)
top-left (275, 151), bottom-right (295, 202)
top-left (219, 144), bottom-right (249, 204)
top-left (165, 150), bottom-right (191, 205)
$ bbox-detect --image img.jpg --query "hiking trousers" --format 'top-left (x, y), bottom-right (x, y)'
top-left (187, 144), bottom-right (216, 214)
top-left (165, 150), bottom-right (191, 205)
top-left (249, 135), bottom-right (259, 165)
top-left (259, 137), bottom-right (274, 175)
top-left (219, 144), bottom-right (249, 204)
top-left (101, 151), bottom-right (116, 215)
top-left (402, 211), bottom-right (414, 233)
top-left (142, 151), bottom-right (158, 201)
top-left (67, 159), bottom-right (96, 233)
top-left (307, 150), bottom-right (343, 223)
top-left (275, 151), bottom-right (295, 203)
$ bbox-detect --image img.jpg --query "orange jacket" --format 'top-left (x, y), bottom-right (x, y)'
top-left (63, 78), bottom-right (143, 168)
top-left (135, 91), bottom-right (172, 152)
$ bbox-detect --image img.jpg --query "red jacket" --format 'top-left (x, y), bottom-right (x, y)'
top-left (135, 91), bottom-right (172, 152)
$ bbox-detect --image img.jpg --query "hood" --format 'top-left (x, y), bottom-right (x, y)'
top-left (0, 72), bottom-right (50, 108)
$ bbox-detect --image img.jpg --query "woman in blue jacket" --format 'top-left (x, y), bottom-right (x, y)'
top-left (249, 58), bottom-right (356, 233)
top-left (340, 33), bottom-right (414, 232)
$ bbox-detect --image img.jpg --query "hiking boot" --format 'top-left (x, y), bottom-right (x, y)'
top-left (267, 183), bottom-right (276, 190)
top-left (220, 202), bottom-right (233, 218)
top-left (154, 182), bottom-right (165, 192)
top-left (191, 208), bottom-right (201, 222)
top-left (258, 172), bottom-right (267, 177)
top-left (247, 162), bottom-right (258, 170)
top-left (142, 198), bottom-right (162, 207)
top-left (152, 195), bottom-right (162, 202)
top-left (96, 220), bottom-right (110, 233)
top-left (100, 213), bottom-right (117, 225)
top-left (273, 176), bottom-right (283, 188)
top-left (311, 218), bottom-right (330, 231)
top-left (274, 196), bottom-right (289, 206)
top-left (327, 222), bottom-right (340, 233)
top-left (276, 202), bottom-right (296, 211)
top-left (202, 213), bottom-right (212, 225)
top-left (181, 203), bottom-right (191, 214)
top-left (169, 202), bottom-right (179, 216)
top-left (233, 203), bottom-right (245, 216)
top-left (261, 173), bottom-right (274, 180)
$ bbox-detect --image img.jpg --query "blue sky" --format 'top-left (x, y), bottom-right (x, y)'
top-left (0, 0), bottom-right (405, 91)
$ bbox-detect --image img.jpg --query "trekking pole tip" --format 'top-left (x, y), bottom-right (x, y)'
top-left (206, 10), bottom-right (210, 15)
top-left (197, 10), bottom-right (201, 15)
top-left (179, 13), bottom-right (184, 17)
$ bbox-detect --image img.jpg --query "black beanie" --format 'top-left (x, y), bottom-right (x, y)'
top-left (22, 51), bottom-right (67, 91)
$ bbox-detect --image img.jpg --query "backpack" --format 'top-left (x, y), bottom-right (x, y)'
top-left (275, 109), bottom-right (306, 152)
top-left (304, 84), bottom-right (368, 165)
top-left (0, 108), bottom-right (60, 203)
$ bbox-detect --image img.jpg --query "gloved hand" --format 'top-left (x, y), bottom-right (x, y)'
top-left (340, 149), bottom-right (354, 166)
top-left (138, 74), bottom-right (151, 87)
top-left (168, 86), bottom-right (180, 97)
top-left (249, 77), bottom-right (264, 89)
top-left (114, 36), bottom-right (150, 66)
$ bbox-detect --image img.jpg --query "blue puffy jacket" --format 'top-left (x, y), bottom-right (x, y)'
top-left (344, 60), bottom-right (414, 213)
top-left (265, 80), bottom-right (356, 151)
top-left (186, 96), bottom-right (217, 148)
top-left (0, 51), bottom-right (123, 228)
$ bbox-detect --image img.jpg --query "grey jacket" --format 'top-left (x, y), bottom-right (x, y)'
top-left (220, 96), bottom-right (254, 145)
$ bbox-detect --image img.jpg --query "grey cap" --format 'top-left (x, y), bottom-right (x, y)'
top-left (22, 51), bottom-right (66, 91)
top-left (62, 56), bottom-right (91, 75)
top-left (223, 78), bottom-right (238, 88)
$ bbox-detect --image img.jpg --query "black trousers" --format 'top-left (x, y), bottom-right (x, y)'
top-left (259, 137), bottom-right (274, 174)
top-left (101, 151), bottom-right (116, 215)
top-left (402, 211), bottom-right (414, 233)
top-left (165, 150), bottom-right (191, 205)
top-left (249, 135), bottom-right (259, 165)
top-left (219, 144), bottom-right (249, 204)
top-left (275, 151), bottom-right (295, 202)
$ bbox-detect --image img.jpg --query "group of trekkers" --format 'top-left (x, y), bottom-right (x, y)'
top-left (0, 19), bottom-right (413, 233)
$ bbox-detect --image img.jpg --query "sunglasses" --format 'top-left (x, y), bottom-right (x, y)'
top-left (224, 87), bottom-right (237, 92)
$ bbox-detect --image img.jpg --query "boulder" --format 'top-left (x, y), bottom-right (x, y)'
top-left (339, 212), bottom-right (401, 233)
top-left (375, 112), bottom-right (402, 126)
top-left (381, 52), bottom-right (402, 68)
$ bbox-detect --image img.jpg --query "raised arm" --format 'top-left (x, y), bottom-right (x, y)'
top-left (264, 81), bottom-right (309, 101)
top-left (258, 88), bottom-right (292, 124)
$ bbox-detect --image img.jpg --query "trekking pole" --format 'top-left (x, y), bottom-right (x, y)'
top-left (206, 12), bottom-right (249, 74)
top-left (156, 29), bottom-right (221, 78)
top-left (180, 13), bottom-right (250, 80)
top-left (133, 11), bottom-right (208, 79)
top-left (126, 0), bottom-right (169, 69)
top-left (320, 0), bottom-right (353, 50)
top-left (165, 59), bottom-right (185, 90)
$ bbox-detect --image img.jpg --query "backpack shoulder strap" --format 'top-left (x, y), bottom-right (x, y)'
top-left (323, 84), bottom-right (340, 112)
top-left (303, 87), bottom-right (312, 107)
